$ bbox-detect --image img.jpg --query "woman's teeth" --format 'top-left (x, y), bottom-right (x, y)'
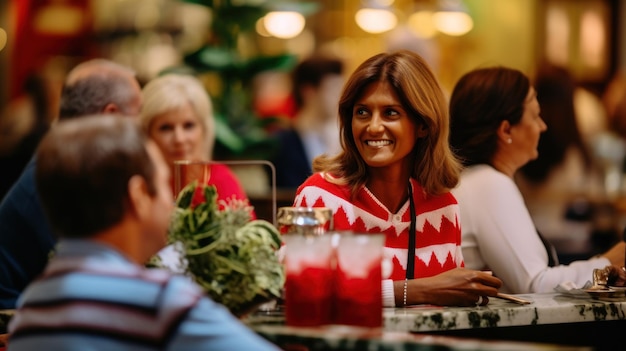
top-left (367, 140), bottom-right (391, 147)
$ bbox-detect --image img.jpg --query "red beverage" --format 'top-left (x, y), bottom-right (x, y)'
top-left (285, 266), bottom-right (334, 326)
top-left (333, 260), bottom-right (382, 327)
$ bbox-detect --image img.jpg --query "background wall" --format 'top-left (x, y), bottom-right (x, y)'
top-left (0, 0), bottom-right (621, 130)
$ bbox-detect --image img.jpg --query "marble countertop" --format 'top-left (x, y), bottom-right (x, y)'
top-left (0, 308), bottom-right (590, 351)
top-left (247, 292), bottom-right (626, 350)
top-left (2, 292), bottom-right (621, 350)
top-left (383, 292), bottom-right (626, 333)
top-left (249, 292), bottom-right (626, 333)
top-left (253, 324), bottom-right (591, 351)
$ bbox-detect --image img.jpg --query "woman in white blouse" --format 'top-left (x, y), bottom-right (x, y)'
top-left (449, 66), bottom-right (625, 293)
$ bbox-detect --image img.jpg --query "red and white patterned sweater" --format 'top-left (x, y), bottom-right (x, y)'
top-left (294, 172), bottom-right (464, 281)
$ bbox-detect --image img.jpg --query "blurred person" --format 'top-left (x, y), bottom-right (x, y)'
top-left (7, 115), bottom-right (278, 351)
top-left (603, 70), bottom-right (626, 139)
top-left (294, 50), bottom-right (502, 307)
top-left (600, 71), bottom-right (626, 196)
top-left (516, 65), bottom-right (605, 251)
top-left (0, 59), bottom-right (143, 309)
top-left (252, 70), bottom-right (296, 120)
top-left (141, 74), bottom-right (250, 207)
top-left (141, 74), bottom-right (258, 271)
top-left (519, 65), bottom-right (595, 184)
top-left (450, 66), bottom-right (625, 294)
top-left (0, 74), bottom-right (52, 200)
top-left (271, 56), bottom-right (345, 189)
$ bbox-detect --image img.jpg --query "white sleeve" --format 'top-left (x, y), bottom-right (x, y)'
top-left (460, 168), bottom-right (608, 293)
top-left (382, 279), bottom-right (395, 307)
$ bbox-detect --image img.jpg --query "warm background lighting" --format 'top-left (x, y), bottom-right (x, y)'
top-left (408, 11), bottom-right (437, 38)
top-left (0, 28), bottom-right (6, 52)
top-left (256, 18), bottom-right (271, 37)
top-left (263, 11), bottom-right (305, 39)
top-left (371, 0), bottom-right (395, 6)
top-left (355, 8), bottom-right (397, 34)
top-left (580, 9), bottom-right (606, 69)
top-left (545, 5), bottom-right (570, 66)
top-left (33, 4), bottom-right (83, 35)
top-left (433, 11), bottom-right (473, 36)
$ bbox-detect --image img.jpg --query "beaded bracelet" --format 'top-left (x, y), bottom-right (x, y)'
top-left (403, 278), bottom-right (408, 307)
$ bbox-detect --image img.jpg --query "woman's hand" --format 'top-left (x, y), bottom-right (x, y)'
top-left (399, 268), bottom-right (502, 307)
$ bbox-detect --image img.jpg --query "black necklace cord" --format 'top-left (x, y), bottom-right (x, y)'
top-left (406, 181), bottom-right (416, 280)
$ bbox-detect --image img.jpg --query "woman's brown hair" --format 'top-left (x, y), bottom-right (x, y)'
top-left (449, 66), bottom-right (530, 167)
top-left (313, 50), bottom-right (461, 196)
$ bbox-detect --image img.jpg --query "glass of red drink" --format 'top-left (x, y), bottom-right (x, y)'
top-left (283, 234), bottom-right (335, 327)
top-left (334, 233), bottom-right (384, 328)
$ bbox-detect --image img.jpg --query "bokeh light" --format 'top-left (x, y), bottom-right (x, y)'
top-left (433, 11), bottom-right (473, 36)
top-left (408, 11), bottom-right (437, 38)
top-left (355, 8), bottom-right (397, 34)
top-left (263, 11), bottom-right (306, 39)
top-left (0, 28), bottom-right (7, 52)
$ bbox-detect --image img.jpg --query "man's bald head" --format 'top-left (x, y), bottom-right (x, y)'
top-left (59, 59), bottom-right (142, 120)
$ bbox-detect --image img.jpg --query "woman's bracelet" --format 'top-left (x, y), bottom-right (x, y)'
top-left (403, 278), bottom-right (408, 307)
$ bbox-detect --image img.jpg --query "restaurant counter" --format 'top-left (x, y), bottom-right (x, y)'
top-left (0, 292), bottom-right (622, 350)
top-left (252, 324), bottom-right (590, 351)
top-left (247, 292), bottom-right (626, 351)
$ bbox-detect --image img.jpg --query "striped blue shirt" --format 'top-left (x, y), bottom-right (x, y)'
top-left (7, 240), bottom-right (278, 350)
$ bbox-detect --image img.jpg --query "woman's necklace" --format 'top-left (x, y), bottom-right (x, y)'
top-left (406, 181), bottom-right (416, 279)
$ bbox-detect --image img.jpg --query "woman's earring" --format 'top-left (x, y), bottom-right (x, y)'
top-left (507, 138), bottom-right (512, 144)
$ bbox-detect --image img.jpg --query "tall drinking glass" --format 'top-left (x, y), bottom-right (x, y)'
top-left (334, 233), bottom-right (384, 328)
top-left (282, 234), bottom-right (335, 326)
top-left (173, 160), bottom-right (211, 198)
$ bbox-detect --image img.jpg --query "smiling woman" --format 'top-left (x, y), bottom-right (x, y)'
top-left (351, 81), bottom-right (426, 187)
top-left (292, 50), bottom-right (502, 308)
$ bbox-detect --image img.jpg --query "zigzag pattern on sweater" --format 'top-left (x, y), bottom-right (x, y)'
top-left (294, 173), bottom-right (464, 279)
top-left (296, 185), bottom-right (459, 232)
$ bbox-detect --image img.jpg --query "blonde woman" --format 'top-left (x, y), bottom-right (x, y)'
top-left (141, 74), bottom-right (250, 208)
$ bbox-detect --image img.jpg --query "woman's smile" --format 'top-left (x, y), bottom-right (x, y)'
top-left (365, 139), bottom-right (393, 148)
top-left (352, 81), bottom-right (417, 170)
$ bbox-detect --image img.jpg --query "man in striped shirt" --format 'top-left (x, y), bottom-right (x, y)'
top-left (7, 116), bottom-right (278, 350)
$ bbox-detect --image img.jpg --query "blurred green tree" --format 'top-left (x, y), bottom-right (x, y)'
top-left (167, 0), bottom-right (317, 160)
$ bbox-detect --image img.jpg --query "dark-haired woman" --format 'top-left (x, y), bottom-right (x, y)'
top-left (450, 66), bottom-right (625, 294)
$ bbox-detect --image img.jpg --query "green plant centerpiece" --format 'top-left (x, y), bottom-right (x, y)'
top-left (165, 180), bottom-right (284, 316)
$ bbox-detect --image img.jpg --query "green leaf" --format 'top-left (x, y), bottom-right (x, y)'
top-left (265, 1), bottom-right (320, 15)
top-left (214, 114), bottom-right (246, 153)
top-left (156, 181), bottom-right (285, 314)
top-left (184, 47), bottom-right (239, 72)
top-left (241, 54), bottom-right (298, 79)
top-left (176, 181), bottom-right (197, 208)
top-left (212, 5), bottom-right (269, 33)
top-left (181, 0), bottom-right (214, 7)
